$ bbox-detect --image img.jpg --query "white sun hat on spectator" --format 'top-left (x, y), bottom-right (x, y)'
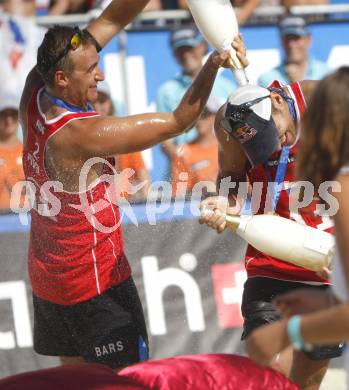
top-left (97, 80), bottom-right (111, 98)
top-left (0, 95), bottom-right (20, 113)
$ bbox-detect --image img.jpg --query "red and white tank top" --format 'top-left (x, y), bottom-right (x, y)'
top-left (246, 81), bottom-right (333, 284)
top-left (23, 86), bottom-right (131, 305)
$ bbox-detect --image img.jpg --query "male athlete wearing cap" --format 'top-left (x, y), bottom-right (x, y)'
top-left (199, 76), bottom-right (343, 389)
top-left (19, 0), bottom-right (238, 370)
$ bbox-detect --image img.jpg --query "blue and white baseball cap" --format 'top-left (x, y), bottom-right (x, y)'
top-left (279, 16), bottom-right (310, 37)
top-left (170, 27), bottom-right (204, 50)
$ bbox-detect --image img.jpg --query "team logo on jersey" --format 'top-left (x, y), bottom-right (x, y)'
top-left (35, 119), bottom-right (45, 135)
top-left (234, 124), bottom-right (257, 144)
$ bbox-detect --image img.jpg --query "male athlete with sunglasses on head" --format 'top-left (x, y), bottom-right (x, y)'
top-left (199, 61), bottom-right (343, 388)
top-left (19, 0), bottom-right (245, 370)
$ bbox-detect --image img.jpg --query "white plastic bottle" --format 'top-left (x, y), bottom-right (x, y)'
top-left (226, 213), bottom-right (334, 272)
top-left (187, 0), bottom-right (248, 86)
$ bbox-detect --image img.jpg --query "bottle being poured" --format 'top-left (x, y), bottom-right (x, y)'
top-left (187, 0), bottom-right (249, 86)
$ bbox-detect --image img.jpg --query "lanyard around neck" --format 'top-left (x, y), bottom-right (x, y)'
top-left (43, 89), bottom-right (94, 113)
top-left (265, 146), bottom-right (290, 212)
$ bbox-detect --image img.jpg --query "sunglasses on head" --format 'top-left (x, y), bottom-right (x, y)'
top-left (49, 27), bottom-right (83, 70)
top-left (230, 94), bottom-right (271, 122)
top-left (221, 93), bottom-right (271, 133)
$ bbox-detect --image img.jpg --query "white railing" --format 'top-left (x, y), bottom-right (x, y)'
top-left (35, 4), bottom-right (349, 28)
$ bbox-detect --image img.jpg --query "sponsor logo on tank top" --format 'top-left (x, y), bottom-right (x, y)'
top-left (94, 341), bottom-right (124, 357)
top-left (35, 119), bottom-right (45, 135)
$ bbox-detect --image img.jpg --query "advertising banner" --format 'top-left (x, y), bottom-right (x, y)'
top-left (0, 211), bottom-right (248, 377)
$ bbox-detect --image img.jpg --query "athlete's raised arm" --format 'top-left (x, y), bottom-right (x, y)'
top-left (54, 50), bottom-right (231, 158)
top-left (87, 0), bottom-right (151, 49)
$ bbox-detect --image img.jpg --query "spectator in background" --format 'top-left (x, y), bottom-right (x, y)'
top-left (282, 0), bottom-right (327, 6)
top-left (143, 0), bottom-right (162, 11)
top-left (156, 26), bottom-right (234, 179)
top-left (94, 79), bottom-right (116, 116)
top-left (258, 16), bottom-right (329, 87)
top-left (231, 0), bottom-right (262, 25)
top-left (49, 0), bottom-right (95, 15)
top-left (143, 0), bottom-right (188, 10)
top-left (94, 81), bottom-right (151, 202)
top-left (171, 96), bottom-right (220, 197)
top-left (115, 152), bottom-right (151, 202)
top-left (161, 0), bottom-right (194, 9)
top-left (231, 0), bottom-right (282, 25)
top-left (0, 0), bottom-right (36, 16)
top-left (0, 0), bottom-right (44, 103)
top-left (0, 96), bottom-right (24, 211)
top-left (176, 0), bottom-right (279, 26)
top-left (93, 0), bottom-right (188, 12)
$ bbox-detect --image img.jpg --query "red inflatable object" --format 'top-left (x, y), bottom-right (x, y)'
top-left (120, 354), bottom-right (300, 390)
top-left (0, 364), bottom-right (146, 390)
top-left (0, 354), bottom-right (300, 390)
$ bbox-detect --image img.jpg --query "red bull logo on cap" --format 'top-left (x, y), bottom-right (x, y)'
top-left (234, 124), bottom-right (257, 144)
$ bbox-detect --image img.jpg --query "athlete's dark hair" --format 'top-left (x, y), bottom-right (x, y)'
top-left (297, 66), bottom-right (349, 187)
top-left (37, 25), bottom-right (96, 87)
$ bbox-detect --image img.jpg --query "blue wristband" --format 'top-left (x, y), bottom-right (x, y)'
top-left (287, 315), bottom-right (313, 352)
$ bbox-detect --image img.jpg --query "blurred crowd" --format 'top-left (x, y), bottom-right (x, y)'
top-left (0, 0), bottom-right (334, 24)
top-left (0, 0), bottom-right (344, 211)
top-left (40, 0), bottom-right (329, 26)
